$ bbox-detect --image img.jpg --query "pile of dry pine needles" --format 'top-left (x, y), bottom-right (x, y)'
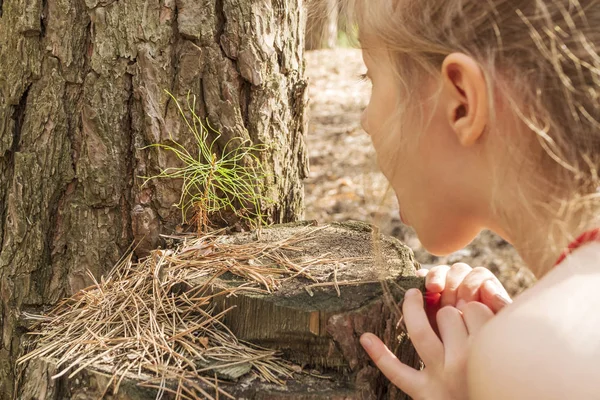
top-left (18, 226), bottom-right (351, 399)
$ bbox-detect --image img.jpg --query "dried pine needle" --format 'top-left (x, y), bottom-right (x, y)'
top-left (18, 226), bottom-right (358, 399)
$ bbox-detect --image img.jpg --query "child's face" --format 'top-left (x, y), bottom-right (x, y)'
top-left (361, 47), bottom-right (493, 255)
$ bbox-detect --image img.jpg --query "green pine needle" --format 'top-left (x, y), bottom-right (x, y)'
top-left (142, 91), bottom-right (273, 232)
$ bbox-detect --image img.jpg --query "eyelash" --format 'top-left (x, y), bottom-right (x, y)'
top-left (358, 73), bottom-right (370, 82)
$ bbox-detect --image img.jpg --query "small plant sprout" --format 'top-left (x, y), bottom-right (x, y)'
top-left (143, 91), bottom-right (273, 234)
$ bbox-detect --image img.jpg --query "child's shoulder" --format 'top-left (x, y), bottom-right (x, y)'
top-left (468, 243), bottom-right (600, 400)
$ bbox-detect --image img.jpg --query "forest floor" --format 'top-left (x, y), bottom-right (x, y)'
top-left (303, 49), bottom-right (536, 296)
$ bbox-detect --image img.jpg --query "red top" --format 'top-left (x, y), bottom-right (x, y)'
top-left (555, 228), bottom-right (600, 266)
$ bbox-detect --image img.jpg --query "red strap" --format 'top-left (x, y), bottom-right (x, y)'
top-left (555, 228), bottom-right (600, 266)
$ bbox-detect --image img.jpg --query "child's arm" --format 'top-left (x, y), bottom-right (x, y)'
top-left (468, 245), bottom-right (600, 399)
top-left (468, 304), bottom-right (582, 400)
top-left (468, 316), bottom-right (542, 400)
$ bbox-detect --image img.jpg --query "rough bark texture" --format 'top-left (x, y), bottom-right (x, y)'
top-left (306, 0), bottom-right (337, 50)
top-left (0, 1), bottom-right (308, 398)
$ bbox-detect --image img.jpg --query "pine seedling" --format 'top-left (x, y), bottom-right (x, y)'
top-left (142, 91), bottom-right (272, 234)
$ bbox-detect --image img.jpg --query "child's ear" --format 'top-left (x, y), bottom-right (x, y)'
top-left (441, 53), bottom-right (489, 147)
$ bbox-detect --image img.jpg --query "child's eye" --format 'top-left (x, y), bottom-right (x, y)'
top-left (357, 72), bottom-right (371, 83)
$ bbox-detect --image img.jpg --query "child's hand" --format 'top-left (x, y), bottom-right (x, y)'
top-left (418, 263), bottom-right (511, 314)
top-left (361, 289), bottom-right (494, 400)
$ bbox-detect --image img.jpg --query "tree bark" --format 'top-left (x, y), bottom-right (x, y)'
top-left (306, 0), bottom-right (338, 50)
top-left (0, 1), bottom-right (308, 398)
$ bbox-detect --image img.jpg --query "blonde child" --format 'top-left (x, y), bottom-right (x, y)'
top-left (343, 1), bottom-right (600, 398)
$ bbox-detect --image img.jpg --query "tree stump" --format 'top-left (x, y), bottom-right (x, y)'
top-left (18, 222), bottom-right (423, 399)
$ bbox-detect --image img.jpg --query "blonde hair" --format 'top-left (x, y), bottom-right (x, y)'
top-left (343, 0), bottom-right (600, 234)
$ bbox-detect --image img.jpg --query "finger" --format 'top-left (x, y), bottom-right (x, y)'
top-left (416, 268), bottom-right (429, 278)
top-left (360, 333), bottom-right (423, 396)
top-left (403, 288), bottom-right (444, 367)
top-left (455, 267), bottom-right (509, 305)
top-left (424, 265), bottom-right (450, 293)
top-left (480, 279), bottom-right (512, 313)
top-left (440, 263), bottom-right (472, 307)
top-left (436, 306), bottom-right (469, 365)
top-left (457, 301), bottom-right (494, 335)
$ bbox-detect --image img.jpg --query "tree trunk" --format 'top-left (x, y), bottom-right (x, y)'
top-left (0, 1), bottom-right (308, 398)
top-left (306, 0), bottom-right (338, 50)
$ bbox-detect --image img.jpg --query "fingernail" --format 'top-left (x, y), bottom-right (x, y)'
top-left (406, 288), bottom-right (420, 297)
top-left (494, 293), bottom-right (512, 306)
top-left (360, 334), bottom-right (373, 349)
top-left (483, 280), bottom-right (500, 294)
top-left (456, 299), bottom-right (467, 309)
